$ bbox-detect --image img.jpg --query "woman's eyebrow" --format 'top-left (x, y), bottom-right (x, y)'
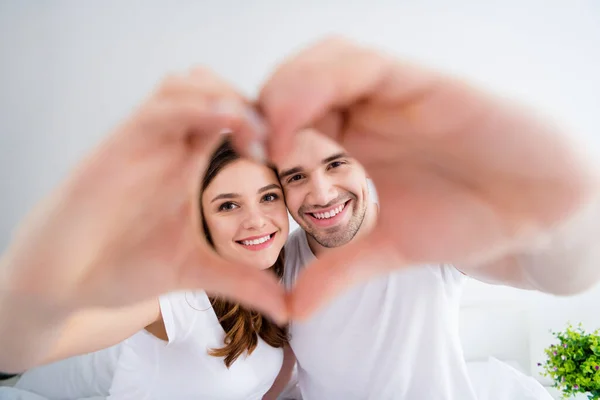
top-left (257, 184), bottom-right (281, 194)
top-left (211, 193), bottom-right (239, 203)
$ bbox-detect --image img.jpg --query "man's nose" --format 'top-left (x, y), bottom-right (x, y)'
top-left (307, 173), bottom-right (337, 207)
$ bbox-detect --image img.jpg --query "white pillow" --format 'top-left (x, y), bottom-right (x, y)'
top-left (14, 343), bottom-right (122, 400)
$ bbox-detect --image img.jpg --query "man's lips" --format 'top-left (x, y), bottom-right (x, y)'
top-left (305, 200), bottom-right (351, 227)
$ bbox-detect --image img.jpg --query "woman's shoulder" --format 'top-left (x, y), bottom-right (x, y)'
top-left (158, 290), bottom-right (214, 344)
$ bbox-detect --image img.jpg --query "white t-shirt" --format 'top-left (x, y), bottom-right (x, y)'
top-left (283, 229), bottom-right (478, 400)
top-left (108, 290), bottom-right (283, 400)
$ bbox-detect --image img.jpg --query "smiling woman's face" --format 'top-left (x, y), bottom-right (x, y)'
top-left (201, 159), bottom-right (289, 270)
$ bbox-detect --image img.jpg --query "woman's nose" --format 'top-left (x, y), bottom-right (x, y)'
top-left (241, 208), bottom-right (267, 231)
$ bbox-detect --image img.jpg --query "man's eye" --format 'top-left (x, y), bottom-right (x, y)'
top-left (288, 174), bottom-right (303, 183)
top-left (329, 161), bottom-right (345, 169)
top-left (219, 202), bottom-right (238, 211)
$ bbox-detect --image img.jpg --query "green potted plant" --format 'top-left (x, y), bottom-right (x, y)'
top-left (538, 323), bottom-right (600, 399)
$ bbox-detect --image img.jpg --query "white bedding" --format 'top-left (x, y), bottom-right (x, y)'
top-left (0, 357), bottom-right (552, 400)
top-left (0, 387), bottom-right (104, 400)
top-left (0, 343), bottom-right (121, 400)
top-left (466, 357), bottom-right (553, 400)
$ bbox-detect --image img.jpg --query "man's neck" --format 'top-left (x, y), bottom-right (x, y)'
top-left (307, 200), bottom-right (379, 258)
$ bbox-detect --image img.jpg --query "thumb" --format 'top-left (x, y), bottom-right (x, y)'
top-left (289, 232), bottom-right (402, 320)
top-left (178, 248), bottom-right (289, 325)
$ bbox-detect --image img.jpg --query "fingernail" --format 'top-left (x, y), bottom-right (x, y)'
top-left (244, 107), bottom-right (268, 140)
top-left (248, 139), bottom-right (267, 164)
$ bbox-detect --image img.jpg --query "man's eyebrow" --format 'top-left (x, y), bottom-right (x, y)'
top-left (278, 167), bottom-right (302, 180)
top-left (322, 152), bottom-right (348, 164)
top-left (279, 153), bottom-right (349, 179)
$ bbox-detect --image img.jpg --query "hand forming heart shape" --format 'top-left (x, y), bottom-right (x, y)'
top-left (1, 37), bottom-right (597, 328)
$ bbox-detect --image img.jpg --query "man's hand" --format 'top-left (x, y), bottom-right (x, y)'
top-left (258, 37), bottom-right (599, 319)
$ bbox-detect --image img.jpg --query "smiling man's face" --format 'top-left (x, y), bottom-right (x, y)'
top-left (277, 130), bottom-right (370, 252)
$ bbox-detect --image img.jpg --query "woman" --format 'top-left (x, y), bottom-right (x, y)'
top-left (109, 137), bottom-right (294, 399)
top-left (11, 137), bottom-right (296, 399)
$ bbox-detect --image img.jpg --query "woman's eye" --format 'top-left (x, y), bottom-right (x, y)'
top-left (262, 192), bottom-right (280, 202)
top-left (218, 202), bottom-right (238, 211)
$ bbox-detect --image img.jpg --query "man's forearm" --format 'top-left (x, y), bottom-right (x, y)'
top-left (516, 196), bottom-right (600, 295)
top-left (460, 195), bottom-right (600, 295)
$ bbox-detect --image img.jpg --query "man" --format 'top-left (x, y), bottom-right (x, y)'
top-left (263, 39), bottom-right (600, 399)
top-left (278, 130), bottom-right (470, 398)
top-left (277, 130), bottom-right (516, 398)
top-left (0, 37), bottom-right (598, 399)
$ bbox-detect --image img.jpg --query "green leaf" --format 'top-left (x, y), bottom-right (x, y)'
top-left (542, 323), bottom-right (600, 393)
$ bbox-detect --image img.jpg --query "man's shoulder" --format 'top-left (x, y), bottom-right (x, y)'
top-left (284, 228), bottom-right (306, 254)
top-left (283, 229), bottom-right (310, 288)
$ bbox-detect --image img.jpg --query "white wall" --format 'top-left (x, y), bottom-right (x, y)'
top-left (1, 0), bottom-right (599, 385)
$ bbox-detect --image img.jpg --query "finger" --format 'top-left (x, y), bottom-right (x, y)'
top-left (156, 67), bottom-right (247, 104)
top-left (214, 106), bottom-right (269, 166)
top-left (310, 111), bottom-right (346, 143)
top-left (179, 249), bottom-right (289, 324)
top-left (153, 69), bottom-right (268, 164)
top-left (257, 37), bottom-right (391, 162)
top-left (288, 232), bottom-right (403, 320)
top-left (258, 37), bottom-right (445, 163)
top-left (123, 99), bottom-right (245, 149)
top-left (87, 99), bottom-right (250, 191)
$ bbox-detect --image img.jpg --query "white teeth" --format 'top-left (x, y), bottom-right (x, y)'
top-left (241, 234), bottom-right (271, 246)
top-left (312, 204), bottom-right (345, 220)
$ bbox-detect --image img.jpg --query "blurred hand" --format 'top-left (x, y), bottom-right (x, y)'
top-left (1, 68), bottom-right (287, 323)
top-left (258, 37), bottom-right (598, 319)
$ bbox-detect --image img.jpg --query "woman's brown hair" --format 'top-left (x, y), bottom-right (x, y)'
top-left (200, 137), bottom-right (288, 368)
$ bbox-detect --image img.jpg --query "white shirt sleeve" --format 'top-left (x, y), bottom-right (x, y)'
top-left (158, 291), bottom-right (206, 345)
top-left (435, 264), bottom-right (466, 300)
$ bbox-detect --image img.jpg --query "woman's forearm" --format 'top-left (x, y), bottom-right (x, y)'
top-left (0, 279), bottom-right (70, 373)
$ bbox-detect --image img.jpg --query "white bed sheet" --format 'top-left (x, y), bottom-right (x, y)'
top-left (2, 343), bottom-right (121, 400)
top-left (466, 357), bottom-right (553, 400)
top-left (1, 356), bottom-right (552, 399)
top-left (0, 387), bottom-right (105, 399)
